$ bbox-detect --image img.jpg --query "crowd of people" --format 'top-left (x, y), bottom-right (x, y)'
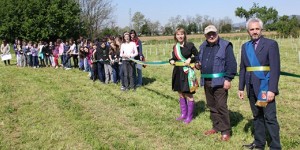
top-left (0, 29), bottom-right (144, 91)
top-left (1, 18), bottom-right (282, 149)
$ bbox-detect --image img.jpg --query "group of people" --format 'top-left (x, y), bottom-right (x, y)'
top-left (1, 17), bottom-right (282, 149)
top-left (171, 18), bottom-right (281, 149)
top-left (1, 29), bottom-right (145, 90)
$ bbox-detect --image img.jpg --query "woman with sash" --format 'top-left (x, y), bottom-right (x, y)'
top-left (169, 28), bottom-right (199, 124)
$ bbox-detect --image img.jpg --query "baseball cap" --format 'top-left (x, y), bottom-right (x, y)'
top-left (204, 25), bottom-right (218, 34)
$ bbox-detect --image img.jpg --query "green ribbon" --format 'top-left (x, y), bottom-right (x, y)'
top-left (201, 73), bottom-right (225, 78)
top-left (128, 58), bottom-right (169, 66)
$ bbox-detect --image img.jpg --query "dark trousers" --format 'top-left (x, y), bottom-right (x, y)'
top-left (248, 85), bottom-right (281, 149)
top-left (93, 62), bottom-right (105, 82)
top-left (72, 55), bottom-right (78, 68)
top-left (122, 60), bottom-right (135, 89)
top-left (204, 80), bottom-right (230, 134)
top-left (3, 60), bottom-right (10, 65)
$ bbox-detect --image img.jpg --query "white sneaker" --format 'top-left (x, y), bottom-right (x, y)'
top-left (65, 67), bottom-right (71, 70)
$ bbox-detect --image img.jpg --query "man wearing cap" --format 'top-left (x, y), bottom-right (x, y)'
top-left (197, 25), bottom-right (237, 141)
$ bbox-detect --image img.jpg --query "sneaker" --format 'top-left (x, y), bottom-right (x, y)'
top-left (65, 67), bottom-right (71, 70)
top-left (121, 86), bottom-right (125, 91)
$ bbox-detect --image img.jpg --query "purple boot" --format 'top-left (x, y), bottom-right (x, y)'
top-left (184, 101), bottom-right (194, 124)
top-left (176, 98), bottom-right (187, 121)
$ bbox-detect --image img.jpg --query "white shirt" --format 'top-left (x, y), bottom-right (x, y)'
top-left (120, 42), bottom-right (138, 60)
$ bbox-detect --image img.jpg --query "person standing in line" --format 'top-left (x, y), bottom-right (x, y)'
top-left (16, 39), bottom-right (22, 67)
top-left (120, 32), bottom-right (138, 91)
top-left (130, 29), bottom-right (144, 87)
top-left (109, 38), bottom-right (120, 84)
top-left (115, 35), bottom-right (125, 89)
top-left (169, 28), bottom-right (199, 124)
top-left (1, 39), bottom-right (11, 66)
top-left (31, 43), bottom-right (39, 68)
top-left (198, 25), bottom-right (237, 141)
top-left (239, 18), bottom-right (281, 150)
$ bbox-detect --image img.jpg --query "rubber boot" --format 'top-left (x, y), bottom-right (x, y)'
top-left (184, 101), bottom-right (194, 124)
top-left (176, 98), bottom-right (187, 121)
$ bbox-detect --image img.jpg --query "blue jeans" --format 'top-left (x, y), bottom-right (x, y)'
top-left (79, 58), bottom-right (84, 70)
top-left (112, 63), bottom-right (120, 83)
top-left (84, 58), bottom-right (90, 72)
top-left (119, 63), bottom-right (124, 86)
top-left (93, 62), bottom-right (105, 82)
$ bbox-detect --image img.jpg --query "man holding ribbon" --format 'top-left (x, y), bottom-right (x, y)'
top-left (239, 18), bottom-right (281, 150)
top-left (198, 25), bottom-right (237, 141)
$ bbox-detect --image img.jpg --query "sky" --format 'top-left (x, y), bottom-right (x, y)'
top-left (112, 0), bottom-right (300, 28)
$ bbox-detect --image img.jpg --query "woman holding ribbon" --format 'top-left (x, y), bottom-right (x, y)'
top-left (169, 27), bottom-right (199, 124)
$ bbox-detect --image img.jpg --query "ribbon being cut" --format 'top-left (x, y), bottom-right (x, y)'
top-left (246, 41), bottom-right (270, 107)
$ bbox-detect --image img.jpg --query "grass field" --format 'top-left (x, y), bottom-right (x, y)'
top-left (0, 34), bottom-right (300, 149)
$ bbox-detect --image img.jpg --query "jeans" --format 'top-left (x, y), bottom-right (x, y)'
top-left (104, 63), bottom-right (113, 83)
top-left (27, 54), bottom-right (33, 67)
top-left (122, 60), bottom-right (135, 89)
top-left (33, 56), bottom-right (39, 67)
top-left (136, 64), bottom-right (143, 85)
top-left (112, 63), bottom-right (120, 83)
top-left (84, 57), bottom-right (90, 72)
top-left (93, 62), bottom-right (105, 82)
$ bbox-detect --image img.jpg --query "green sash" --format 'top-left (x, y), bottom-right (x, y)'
top-left (173, 43), bottom-right (199, 92)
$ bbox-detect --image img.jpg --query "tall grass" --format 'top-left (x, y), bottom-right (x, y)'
top-left (0, 36), bottom-right (299, 149)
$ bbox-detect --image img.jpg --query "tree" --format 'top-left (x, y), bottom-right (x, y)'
top-left (163, 26), bottom-right (173, 35)
top-left (220, 24), bottom-right (232, 33)
top-left (141, 23), bottom-right (151, 36)
top-left (131, 12), bottom-right (145, 34)
top-left (194, 14), bottom-right (203, 33)
top-left (0, 0), bottom-right (82, 42)
top-left (187, 23), bottom-right (198, 34)
top-left (276, 15), bottom-right (299, 37)
top-left (78, 0), bottom-right (115, 39)
top-left (235, 2), bottom-right (278, 28)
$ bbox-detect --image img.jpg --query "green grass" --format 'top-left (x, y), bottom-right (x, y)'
top-left (0, 36), bottom-right (300, 149)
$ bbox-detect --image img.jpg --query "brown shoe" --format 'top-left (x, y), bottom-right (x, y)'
top-left (204, 129), bottom-right (217, 136)
top-left (221, 134), bottom-right (230, 141)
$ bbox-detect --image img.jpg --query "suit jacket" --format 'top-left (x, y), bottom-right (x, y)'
top-left (239, 36), bottom-right (280, 97)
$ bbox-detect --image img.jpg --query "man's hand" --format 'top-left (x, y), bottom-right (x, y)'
top-left (195, 62), bottom-right (201, 70)
top-left (238, 91), bottom-right (244, 100)
top-left (267, 91), bottom-right (275, 102)
top-left (223, 80), bottom-right (231, 90)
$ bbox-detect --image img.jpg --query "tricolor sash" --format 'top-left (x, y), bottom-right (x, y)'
top-left (246, 42), bottom-right (270, 107)
top-left (173, 43), bottom-right (199, 92)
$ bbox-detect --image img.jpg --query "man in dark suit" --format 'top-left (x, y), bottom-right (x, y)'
top-left (238, 18), bottom-right (281, 150)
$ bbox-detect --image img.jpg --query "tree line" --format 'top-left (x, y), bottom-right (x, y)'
top-left (0, 1), bottom-right (299, 43)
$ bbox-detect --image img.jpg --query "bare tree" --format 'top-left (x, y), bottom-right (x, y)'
top-left (132, 11), bottom-right (145, 33)
top-left (194, 14), bottom-right (203, 33)
top-left (167, 15), bottom-right (182, 31)
top-left (148, 20), bottom-right (161, 35)
top-left (78, 0), bottom-right (114, 38)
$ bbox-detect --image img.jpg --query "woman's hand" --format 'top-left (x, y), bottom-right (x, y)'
top-left (170, 60), bottom-right (175, 65)
top-left (184, 58), bottom-right (191, 66)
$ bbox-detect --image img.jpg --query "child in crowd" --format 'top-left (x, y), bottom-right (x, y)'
top-left (31, 43), bottom-right (39, 68)
top-left (109, 38), bottom-right (120, 84)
